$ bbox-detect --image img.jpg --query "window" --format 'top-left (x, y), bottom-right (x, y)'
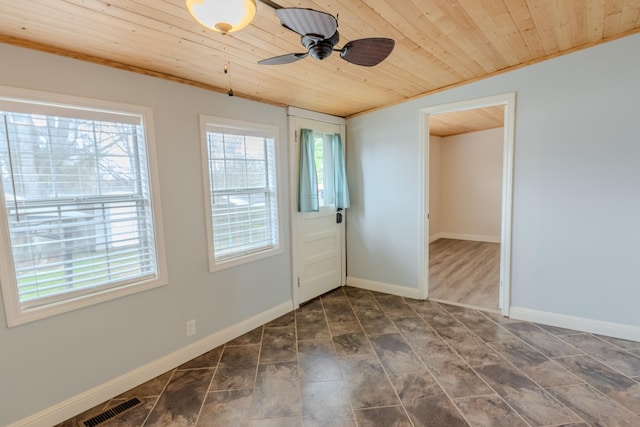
top-left (201, 116), bottom-right (281, 270)
top-left (311, 131), bottom-right (336, 208)
top-left (0, 88), bottom-right (166, 326)
top-left (298, 127), bottom-right (350, 213)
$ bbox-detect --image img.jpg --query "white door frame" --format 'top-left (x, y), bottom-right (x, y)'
top-left (287, 106), bottom-right (347, 308)
top-left (419, 92), bottom-right (516, 315)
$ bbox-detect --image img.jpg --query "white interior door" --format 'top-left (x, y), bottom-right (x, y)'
top-left (291, 115), bottom-right (346, 304)
top-left (298, 206), bottom-right (341, 303)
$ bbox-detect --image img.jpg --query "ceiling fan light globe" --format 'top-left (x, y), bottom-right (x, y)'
top-left (185, 0), bottom-right (257, 34)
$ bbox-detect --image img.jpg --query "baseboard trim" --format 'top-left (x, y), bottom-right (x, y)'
top-left (9, 301), bottom-right (293, 427)
top-left (347, 277), bottom-right (425, 300)
top-left (430, 232), bottom-right (501, 243)
top-left (509, 306), bottom-right (640, 342)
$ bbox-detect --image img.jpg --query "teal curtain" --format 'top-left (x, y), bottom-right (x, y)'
top-left (331, 133), bottom-right (351, 209)
top-left (298, 128), bottom-right (319, 212)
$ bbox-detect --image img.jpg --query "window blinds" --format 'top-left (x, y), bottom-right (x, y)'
top-left (206, 131), bottom-right (278, 261)
top-left (0, 107), bottom-right (158, 309)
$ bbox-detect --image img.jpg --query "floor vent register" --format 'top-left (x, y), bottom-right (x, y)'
top-left (80, 397), bottom-right (143, 427)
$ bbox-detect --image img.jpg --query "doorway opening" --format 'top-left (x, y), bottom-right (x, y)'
top-left (420, 93), bottom-right (515, 315)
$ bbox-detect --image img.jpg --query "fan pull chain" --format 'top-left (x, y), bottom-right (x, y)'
top-left (222, 34), bottom-right (234, 97)
top-left (224, 63), bottom-right (233, 97)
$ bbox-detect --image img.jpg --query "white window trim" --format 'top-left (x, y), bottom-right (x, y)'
top-left (0, 86), bottom-right (168, 327)
top-left (199, 115), bottom-right (283, 272)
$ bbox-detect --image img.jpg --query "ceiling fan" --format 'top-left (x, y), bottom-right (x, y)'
top-left (258, 7), bottom-right (395, 67)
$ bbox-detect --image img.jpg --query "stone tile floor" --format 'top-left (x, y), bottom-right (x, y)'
top-left (58, 286), bottom-right (640, 426)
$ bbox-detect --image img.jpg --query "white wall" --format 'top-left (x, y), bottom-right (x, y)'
top-left (346, 106), bottom-right (423, 289)
top-left (436, 127), bottom-right (503, 241)
top-left (347, 33), bottom-right (640, 329)
top-left (428, 135), bottom-right (442, 239)
top-left (0, 43), bottom-right (292, 426)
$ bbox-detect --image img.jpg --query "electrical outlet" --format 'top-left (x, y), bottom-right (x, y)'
top-left (186, 319), bottom-right (196, 337)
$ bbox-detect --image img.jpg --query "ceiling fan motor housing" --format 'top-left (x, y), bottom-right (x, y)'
top-left (302, 31), bottom-right (339, 60)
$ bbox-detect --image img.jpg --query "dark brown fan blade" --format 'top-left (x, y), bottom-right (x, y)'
top-left (339, 38), bottom-right (395, 66)
top-left (276, 8), bottom-right (337, 38)
top-left (258, 53), bottom-right (308, 65)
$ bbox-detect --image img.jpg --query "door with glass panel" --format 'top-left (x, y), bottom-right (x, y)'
top-left (294, 117), bottom-right (348, 304)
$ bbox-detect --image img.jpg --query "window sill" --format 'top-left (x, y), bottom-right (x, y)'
top-left (4, 276), bottom-right (168, 327)
top-left (208, 246), bottom-right (283, 273)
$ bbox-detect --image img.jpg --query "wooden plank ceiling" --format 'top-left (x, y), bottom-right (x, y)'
top-left (430, 105), bottom-right (505, 137)
top-left (0, 0), bottom-right (639, 122)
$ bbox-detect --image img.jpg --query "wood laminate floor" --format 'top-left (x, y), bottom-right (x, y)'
top-left (429, 238), bottom-right (500, 310)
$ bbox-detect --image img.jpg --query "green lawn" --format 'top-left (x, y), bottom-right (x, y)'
top-left (18, 252), bottom-right (143, 301)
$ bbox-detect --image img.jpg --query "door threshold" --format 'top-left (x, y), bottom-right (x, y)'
top-left (427, 297), bottom-right (501, 315)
